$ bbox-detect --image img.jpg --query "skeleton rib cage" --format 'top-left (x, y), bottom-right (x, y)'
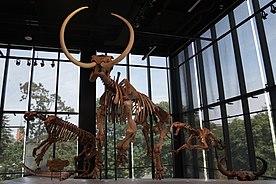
top-left (102, 78), bottom-right (169, 125)
top-left (24, 112), bottom-right (96, 166)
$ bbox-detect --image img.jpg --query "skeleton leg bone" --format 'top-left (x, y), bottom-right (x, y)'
top-left (153, 123), bottom-right (167, 180)
top-left (116, 100), bottom-right (136, 166)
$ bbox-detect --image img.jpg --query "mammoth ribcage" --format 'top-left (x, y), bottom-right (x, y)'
top-left (104, 80), bottom-right (157, 124)
top-left (47, 117), bottom-right (94, 144)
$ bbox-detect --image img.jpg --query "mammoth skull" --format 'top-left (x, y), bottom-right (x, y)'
top-left (217, 156), bottom-right (267, 181)
top-left (59, 6), bottom-right (134, 82)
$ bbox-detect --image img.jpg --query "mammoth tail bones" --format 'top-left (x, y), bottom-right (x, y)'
top-left (60, 6), bottom-right (171, 180)
top-left (170, 122), bottom-right (268, 180)
top-left (24, 111), bottom-right (96, 172)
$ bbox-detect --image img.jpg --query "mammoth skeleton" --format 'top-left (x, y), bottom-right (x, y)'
top-left (60, 6), bottom-right (170, 180)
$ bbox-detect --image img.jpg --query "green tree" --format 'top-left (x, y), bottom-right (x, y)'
top-left (1, 82), bottom-right (77, 182)
top-left (212, 111), bottom-right (276, 178)
top-left (0, 116), bottom-right (24, 181)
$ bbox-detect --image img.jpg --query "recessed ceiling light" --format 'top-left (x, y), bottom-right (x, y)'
top-left (25, 35), bottom-right (33, 41)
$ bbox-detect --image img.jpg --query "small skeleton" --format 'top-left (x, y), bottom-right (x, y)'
top-left (24, 111), bottom-right (96, 175)
top-left (217, 156), bottom-right (267, 181)
top-left (170, 122), bottom-right (224, 153)
top-left (60, 6), bottom-right (171, 179)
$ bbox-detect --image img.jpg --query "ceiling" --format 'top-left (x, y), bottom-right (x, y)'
top-left (0, 0), bottom-right (243, 57)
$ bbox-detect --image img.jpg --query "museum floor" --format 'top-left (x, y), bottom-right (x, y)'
top-left (1, 177), bottom-right (276, 184)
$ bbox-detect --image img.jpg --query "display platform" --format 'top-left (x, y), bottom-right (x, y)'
top-left (1, 176), bottom-right (276, 184)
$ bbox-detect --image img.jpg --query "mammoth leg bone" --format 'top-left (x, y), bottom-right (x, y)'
top-left (116, 100), bottom-right (137, 166)
top-left (142, 121), bottom-right (152, 157)
top-left (153, 122), bottom-right (168, 180)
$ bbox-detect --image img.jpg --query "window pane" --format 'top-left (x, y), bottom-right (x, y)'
top-left (248, 94), bottom-right (267, 113)
top-left (31, 61), bottom-right (57, 112)
top-left (235, 4), bottom-right (266, 92)
top-left (129, 67), bottom-right (148, 95)
top-left (130, 54), bottom-right (146, 66)
top-left (60, 52), bottom-right (80, 61)
top-left (4, 59), bottom-right (31, 111)
top-left (218, 35), bottom-right (240, 99)
top-left (200, 30), bottom-right (212, 49)
top-left (226, 100), bottom-right (242, 117)
top-left (35, 50), bottom-right (58, 59)
top-left (251, 111), bottom-right (276, 178)
top-left (150, 56), bottom-right (167, 67)
top-left (109, 53), bottom-right (127, 65)
top-left (262, 3), bottom-right (276, 80)
top-left (10, 48), bottom-right (32, 57)
top-left (150, 68), bottom-right (168, 105)
top-left (189, 58), bottom-right (200, 108)
top-left (208, 106), bottom-right (221, 121)
top-left (179, 64), bottom-right (188, 112)
top-left (58, 62), bottom-right (79, 112)
top-left (202, 47), bottom-right (219, 104)
top-left (228, 116), bottom-right (250, 171)
top-left (110, 65), bottom-right (126, 81)
top-left (215, 16), bottom-right (230, 38)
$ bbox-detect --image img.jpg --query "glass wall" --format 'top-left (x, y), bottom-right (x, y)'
top-left (171, 0), bottom-right (276, 180)
top-left (0, 46), bottom-right (80, 181)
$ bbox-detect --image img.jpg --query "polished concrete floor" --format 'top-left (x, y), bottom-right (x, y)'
top-left (1, 177), bottom-right (276, 184)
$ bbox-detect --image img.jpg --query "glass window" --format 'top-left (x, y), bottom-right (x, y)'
top-left (248, 94), bottom-right (267, 113)
top-left (251, 111), bottom-right (276, 178)
top-left (150, 68), bottom-right (169, 105)
top-left (215, 16), bottom-right (230, 38)
top-left (228, 116), bottom-right (250, 171)
top-left (262, 3), bottom-right (276, 80)
top-left (31, 61), bottom-right (57, 112)
top-left (129, 66), bottom-right (148, 95)
top-left (189, 58), bottom-right (200, 109)
top-left (202, 47), bottom-right (219, 104)
top-left (0, 48), bottom-right (7, 56)
top-left (60, 52), bottom-right (80, 61)
top-left (209, 119), bottom-right (226, 179)
top-left (177, 50), bottom-right (185, 66)
top-left (217, 35), bottom-right (240, 99)
top-left (58, 61), bottom-right (80, 112)
top-left (179, 64), bottom-right (188, 112)
top-left (109, 53), bottom-right (127, 65)
top-left (110, 65), bottom-right (127, 81)
top-left (259, 0), bottom-right (271, 8)
top-left (200, 30), bottom-right (212, 49)
top-left (150, 56), bottom-right (167, 67)
top-left (130, 54), bottom-right (146, 66)
top-left (235, 4), bottom-right (266, 93)
top-left (35, 50), bottom-right (58, 59)
top-left (208, 106), bottom-right (221, 121)
top-left (4, 59), bottom-right (31, 111)
top-left (226, 100), bottom-right (242, 117)
top-left (10, 48), bottom-right (32, 57)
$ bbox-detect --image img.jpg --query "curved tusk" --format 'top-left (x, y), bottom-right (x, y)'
top-left (253, 157), bottom-right (268, 176)
top-left (101, 13), bottom-right (134, 68)
top-left (60, 6), bottom-right (96, 68)
top-left (217, 157), bottom-right (236, 177)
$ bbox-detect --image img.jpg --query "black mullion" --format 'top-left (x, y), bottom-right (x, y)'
top-left (229, 11), bottom-right (256, 171)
